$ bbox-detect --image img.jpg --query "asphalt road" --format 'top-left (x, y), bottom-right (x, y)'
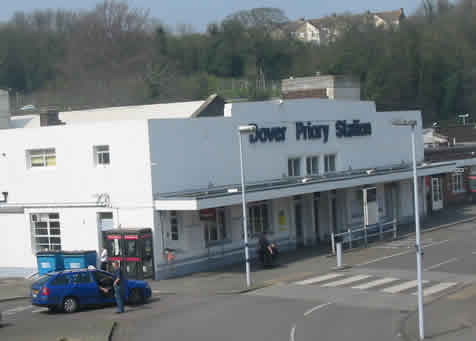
top-left (3, 220), bottom-right (476, 341)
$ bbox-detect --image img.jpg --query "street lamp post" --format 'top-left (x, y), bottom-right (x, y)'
top-left (392, 119), bottom-right (424, 340)
top-left (238, 124), bottom-right (256, 288)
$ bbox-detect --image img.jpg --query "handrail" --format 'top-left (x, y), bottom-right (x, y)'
top-left (331, 219), bottom-right (397, 254)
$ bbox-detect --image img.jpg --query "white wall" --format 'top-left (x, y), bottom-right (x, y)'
top-left (149, 99), bottom-right (424, 195)
top-left (0, 120), bottom-right (153, 206)
top-left (0, 213), bottom-right (36, 268)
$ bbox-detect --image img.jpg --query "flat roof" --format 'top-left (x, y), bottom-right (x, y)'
top-left (154, 161), bottom-right (456, 210)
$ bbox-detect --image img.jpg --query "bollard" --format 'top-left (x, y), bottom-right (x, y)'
top-left (336, 242), bottom-right (343, 268)
top-left (331, 232), bottom-right (336, 255)
top-left (364, 225), bottom-right (368, 245)
top-left (348, 228), bottom-right (352, 249)
top-left (393, 219), bottom-right (397, 239)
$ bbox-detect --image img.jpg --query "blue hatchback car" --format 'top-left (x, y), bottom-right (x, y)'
top-left (31, 269), bottom-right (152, 313)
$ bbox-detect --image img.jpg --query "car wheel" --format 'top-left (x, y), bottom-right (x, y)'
top-left (62, 297), bottom-right (79, 313)
top-left (128, 289), bottom-right (144, 305)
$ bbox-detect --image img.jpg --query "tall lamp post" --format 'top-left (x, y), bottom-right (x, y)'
top-left (392, 119), bottom-right (424, 340)
top-left (238, 124), bottom-right (256, 288)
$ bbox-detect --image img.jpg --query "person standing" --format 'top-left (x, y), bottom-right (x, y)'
top-left (112, 261), bottom-right (126, 314)
top-left (100, 248), bottom-right (108, 271)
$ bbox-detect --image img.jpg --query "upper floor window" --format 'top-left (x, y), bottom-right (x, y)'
top-left (28, 149), bottom-right (56, 168)
top-left (288, 158), bottom-right (301, 177)
top-left (324, 154), bottom-right (336, 173)
top-left (306, 156), bottom-right (319, 175)
top-left (94, 145), bottom-right (110, 166)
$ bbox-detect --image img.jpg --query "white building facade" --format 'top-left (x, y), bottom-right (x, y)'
top-left (0, 98), bottom-right (455, 278)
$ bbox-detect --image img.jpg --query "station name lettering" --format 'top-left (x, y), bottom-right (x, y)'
top-left (248, 120), bottom-right (372, 144)
top-left (296, 122), bottom-right (329, 143)
top-left (249, 124), bottom-right (287, 144)
top-left (335, 120), bottom-right (372, 138)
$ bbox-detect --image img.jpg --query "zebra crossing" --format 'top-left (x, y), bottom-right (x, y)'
top-left (295, 272), bottom-right (459, 297)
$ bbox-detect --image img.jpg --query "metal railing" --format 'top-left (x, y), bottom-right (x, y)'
top-left (331, 219), bottom-right (397, 254)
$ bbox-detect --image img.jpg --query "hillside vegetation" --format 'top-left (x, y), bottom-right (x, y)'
top-left (0, 0), bottom-right (474, 124)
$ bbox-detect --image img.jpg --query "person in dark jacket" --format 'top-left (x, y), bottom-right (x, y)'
top-left (112, 261), bottom-right (126, 313)
top-left (258, 232), bottom-right (278, 267)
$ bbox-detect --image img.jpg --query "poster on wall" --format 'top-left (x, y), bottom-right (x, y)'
top-left (199, 208), bottom-right (216, 221)
top-left (279, 210), bottom-right (287, 231)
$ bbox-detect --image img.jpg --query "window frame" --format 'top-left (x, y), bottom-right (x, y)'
top-left (288, 157), bottom-right (301, 177)
top-left (170, 211), bottom-right (179, 241)
top-left (94, 145), bottom-right (111, 166)
top-left (306, 155), bottom-right (319, 175)
top-left (204, 208), bottom-right (228, 245)
top-left (324, 154), bottom-right (336, 173)
top-left (31, 213), bottom-right (62, 252)
top-left (27, 148), bottom-right (56, 168)
top-left (248, 202), bottom-right (271, 236)
top-left (451, 173), bottom-right (465, 193)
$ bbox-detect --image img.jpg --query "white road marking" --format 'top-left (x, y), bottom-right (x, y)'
top-left (424, 258), bottom-right (459, 271)
top-left (303, 302), bottom-right (332, 317)
top-left (413, 282), bottom-right (458, 296)
top-left (290, 324), bottom-right (296, 341)
top-left (351, 277), bottom-right (399, 290)
top-left (31, 308), bottom-right (48, 313)
top-left (357, 239), bottom-right (450, 266)
top-left (356, 250), bottom-right (413, 266)
top-left (295, 273), bottom-right (344, 285)
top-left (321, 275), bottom-right (372, 287)
top-left (3, 305), bottom-right (34, 316)
top-left (152, 290), bottom-right (161, 294)
top-left (382, 280), bottom-right (428, 294)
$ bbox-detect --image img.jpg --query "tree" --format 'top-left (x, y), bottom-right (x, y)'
top-left (225, 8), bottom-right (288, 31)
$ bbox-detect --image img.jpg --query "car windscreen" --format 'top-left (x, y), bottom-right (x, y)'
top-left (33, 275), bottom-right (51, 286)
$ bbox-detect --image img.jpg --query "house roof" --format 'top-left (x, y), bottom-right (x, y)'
top-left (373, 9), bottom-right (405, 23)
top-left (280, 20), bottom-right (308, 34)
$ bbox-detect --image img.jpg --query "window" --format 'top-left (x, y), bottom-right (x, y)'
top-left (50, 275), bottom-right (69, 286)
top-left (324, 154), bottom-right (336, 173)
top-left (451, 173), bottom-right (465, 193)
top-left (248, 202), bottom-right (270, 235)
top-left (98, 212), bottom-right (113, 231)
top-left (31, 213), bottom-right (61, 252)
top-left (72, 272), bottom-right (92, 284)
top-left (306, 156), bottom-right (319, 175)
top-left (28, 149), bottom-right (56, 168)
top-left (204, 208), bottom-right (227, 244)
top-left (94, 145), bottom-right (110, 166)
top-left (288, 158), bottom-right (301, 177)
top-left (170, 211), bottom-right (179, 240)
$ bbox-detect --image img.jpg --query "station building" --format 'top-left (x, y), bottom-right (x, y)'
top-left (0, 95), bottom-right (457, 279)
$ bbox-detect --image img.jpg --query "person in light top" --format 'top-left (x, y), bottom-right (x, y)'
top-left (100, 248), bottom-right (108, 271)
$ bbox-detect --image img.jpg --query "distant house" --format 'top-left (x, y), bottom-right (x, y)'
top-left (272, 19), bottom-right (321, 44)
top-left (275, 8), bottom-right (405, 45)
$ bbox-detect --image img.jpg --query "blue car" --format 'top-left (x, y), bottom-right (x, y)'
top-left (31, 269), bottom-right (152, 313)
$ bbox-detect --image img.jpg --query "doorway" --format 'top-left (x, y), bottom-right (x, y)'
top-left (294, 196), bottom-right (304, 247)
top-left (313, 193), bottom-right (320, 243)
top-left (431, 176), bottom-right (443, 211)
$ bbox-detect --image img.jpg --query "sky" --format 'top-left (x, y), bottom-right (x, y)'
top-left (1, 0), bottom-right (423, 32)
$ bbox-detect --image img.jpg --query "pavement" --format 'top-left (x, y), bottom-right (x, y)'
top-left (3, 202), bottom-right (476, 341)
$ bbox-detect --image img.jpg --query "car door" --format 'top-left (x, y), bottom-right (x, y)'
top-left (48, 274), bottom-right (71, 306)
top-left (91, 270), bottom-right (115, 304)
top-left (71, 272), bottom-right (101, 306)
